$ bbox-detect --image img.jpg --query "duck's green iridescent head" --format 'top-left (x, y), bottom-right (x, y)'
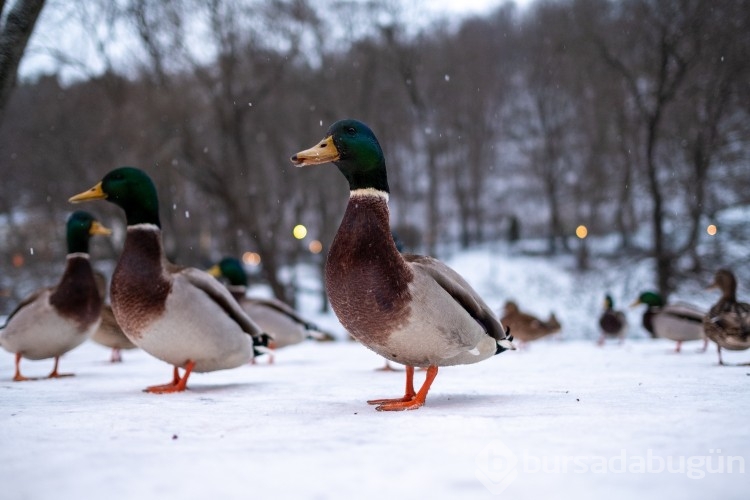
top-left (208, 257), bottom-right (248, 287)
top-left (604, 294), bottom-right (614, 309)
top-left (633, 291), bottom-right (665, 308)
top-left (291, 119), bottom-right (390, 193)
top-left (66, 210), bottom-right (111, 254)
top-left (69, 167), bottom-right (161, 227)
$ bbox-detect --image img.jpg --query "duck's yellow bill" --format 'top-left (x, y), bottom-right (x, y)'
top-left (207, 265), bottom-right (221, 278)
top-left (69, 182), bottom-right (107, 203)
top-left (89, 221), bottom-right (112, 236)
top-left (290, 135), bottom-right (339, 166)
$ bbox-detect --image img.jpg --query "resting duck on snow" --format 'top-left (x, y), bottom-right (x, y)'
top-left (92, 305), bottom-right (137, 363)
top-left (0, 211), bottom-right (110, 380)
top-left (499, 300), bottom-right (561, 346)
top-left (208, 256), bottom-right (336, 361)
top-left (291, 119), bottom-right (515, 411)
top-left (631, 291), bottom-right (707, 352)
top-left (703, 269), bottom-right (750, 366)
top-left (69, 167), bottom-right (270, 392)
top-left (91, 272), bottom-right (137, 363)
top-left (597, 294), bottom-right (627, 345)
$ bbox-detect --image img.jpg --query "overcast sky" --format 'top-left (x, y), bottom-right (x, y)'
top-left (18, 0), bottom-right (521, 83)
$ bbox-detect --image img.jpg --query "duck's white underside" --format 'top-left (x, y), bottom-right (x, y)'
top-left (357, 272), bottom-right (499, 368)
top-left (652, 306), bottom-right (705, 342)
top-left (114, 273), bottom-right (254, 372)
top-left (0, 291), bottom-right (98, 360)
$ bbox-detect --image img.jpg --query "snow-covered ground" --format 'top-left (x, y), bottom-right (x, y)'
top-left (1, 248), bottom-right (748, 499)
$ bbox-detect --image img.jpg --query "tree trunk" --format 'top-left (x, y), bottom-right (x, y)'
top-left (645, 111), bottom-right (671, 298)
top-left (424, 143), bottom-right (439, 256)
top-left (0, 0), bottom-right (46, 123)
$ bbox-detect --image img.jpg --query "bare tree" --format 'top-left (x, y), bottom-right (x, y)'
top-left (668, 0), bottom-right (750, 273)
top-left (380, 23), bottom-right (445, 256)
top-left (122, 0), bottom-right (324, 303)
top-left (511, 1), bottom-right (581, 254)
top-left (3, 0), bottom-right (750, 306)
top-left (0, 0), bottom-right (46, 123)
top-left (435, 11), bottom-right (515, 248)
top-left (592, 0), bottom-right (710, 297)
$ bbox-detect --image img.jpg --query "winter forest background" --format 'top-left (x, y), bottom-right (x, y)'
top-left (1, 0), bottom-right (749, 314)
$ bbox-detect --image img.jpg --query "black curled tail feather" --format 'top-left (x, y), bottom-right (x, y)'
top-left (495, 326), bottom-right (515, 354)
top-left (253, 332), bottom-right (273, 357)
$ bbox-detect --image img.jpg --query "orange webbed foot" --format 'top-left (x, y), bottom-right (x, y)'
top-left (47, 357), bottom-right (74, 378)
top-left (367, 394), bottom-right (415, 405)
top-left (145, 382), bottom-right (183, 394)
top-left (368, 365), bottom-right (415, 404)
top-left (367, 366), bottom-right (439, 412)
top-left (373, 396), bottom-right (426, 411)
top-left (13, 353), bottom-right (37, 381)
top-left (144, 361), bottom-right (195, 394)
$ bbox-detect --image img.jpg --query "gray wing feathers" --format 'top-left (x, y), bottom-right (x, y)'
top-left (180, 267), bottom-right (264, 337)
top-left (404, 254), bottom-right (507, 341)
top-left (3, 287), bottom-right (51, 326)
top-left (245, 297), bottom-right (309, 325)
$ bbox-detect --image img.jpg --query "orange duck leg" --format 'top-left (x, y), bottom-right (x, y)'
top-left (368, 365), bottom-right (439, 411)
top-left (13, 353), bottom-right (36, 382)
top-left (47, 356), bottom-right (74, 378)
top-left (145, 361), bottom-right (195, 393)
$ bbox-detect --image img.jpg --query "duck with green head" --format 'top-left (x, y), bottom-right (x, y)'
top-left (208, 256), bottom-right (335, 359)
top-left (291, 119), bottom-right (515, 411)
top-left (69, 167), bottom-right (268, 393)
top-left (704, 269), bottom-right (750, 365)
top-left (1, 211), bottom-right (110, 380)
top-left (631, 291), bottom-right (707, 352)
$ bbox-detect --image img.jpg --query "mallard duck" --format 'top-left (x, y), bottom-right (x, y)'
top-left (597, 294), bottom-right (627, 345)
top-left (69, 167), bottom-right (269, 393)
top-left (500, 300), bottom-right (561, 346)
top-left (704, 269), bottom-right (750, 366)
top-left (632, 291), bottom-right (707, 352)
top-left (208, 257), bottom-right (336, 361)
top-left (291, 119), bottom-right (515, 411)
top-left (0, 211), bottom-right (110, 380)
top-left (91, 272), bottom-right (137, 363)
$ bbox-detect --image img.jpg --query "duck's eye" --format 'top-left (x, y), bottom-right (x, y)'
top-left (346, 127), bottom-right (356, 136)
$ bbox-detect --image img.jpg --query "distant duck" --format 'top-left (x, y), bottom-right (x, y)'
top-left (597, 294), bottom-right (627, 345)
top-left (631, 291), bottom-right (707, 352)
top-left (0, 211), bottom-right (110, 380)
top-left (500, 300), bottom-right (561, 346)
top-left (93, 305), bottom-right (137, 363)
top-left (70, 167), bottom-right (270, 392)
top-left (291, 119), bottom-right (515, 411)
top-left (208, 256), bottom-right (335, 362)
top-left (703, 269), bottom-right (750, 366)
top-left (91, 272), bottom-right (137, 363)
